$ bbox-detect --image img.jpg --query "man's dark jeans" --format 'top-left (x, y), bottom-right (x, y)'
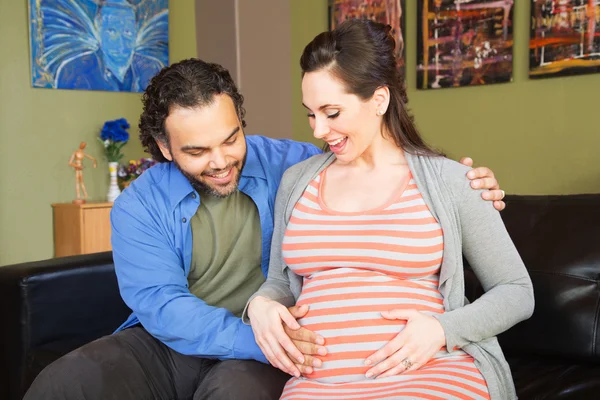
top-left (23, 327), bottom-right (290, 400)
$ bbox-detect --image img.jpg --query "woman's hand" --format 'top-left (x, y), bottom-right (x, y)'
top-left (364, 309), bottom-right (446, 379)
top-left (247, 296), bottom-right (307, 377)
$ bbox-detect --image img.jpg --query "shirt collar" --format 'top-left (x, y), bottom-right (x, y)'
top-left (168, 163), bottom-right (195, 212)
top-left (167, 138), bottom-right (266, 211)
top-left (240, 138), bottom-right (266, 180)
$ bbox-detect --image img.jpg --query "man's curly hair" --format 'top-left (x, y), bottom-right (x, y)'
top-left (139, 58), bottom-right (247, 162)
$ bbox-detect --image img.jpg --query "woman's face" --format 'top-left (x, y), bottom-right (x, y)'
top-left (301, 69), bottom-right (386, 164)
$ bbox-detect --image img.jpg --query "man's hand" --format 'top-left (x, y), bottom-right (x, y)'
top-left (284, 305), bottom-right (327, 375)
top-left (459, 157), bottom-right (506, 211)
top-left (247, 296), bottom-right (305, 377)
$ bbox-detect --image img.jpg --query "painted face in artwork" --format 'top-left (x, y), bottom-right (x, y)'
top-left (98, 4), bottom-right (137, 76)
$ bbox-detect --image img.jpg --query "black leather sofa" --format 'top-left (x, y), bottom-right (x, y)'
top-left (0, 252), bottom-right (130, 400)
top-left (1, 194), bottom-right (599, 399)
top-left (472, 194), bottom-right (600, 399)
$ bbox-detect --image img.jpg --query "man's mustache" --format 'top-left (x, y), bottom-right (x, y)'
top-left (202, 161), bottom-right (239, 176)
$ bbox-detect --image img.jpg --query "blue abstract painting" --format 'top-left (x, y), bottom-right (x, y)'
top-left (29, 0), bottom-right (169, 92)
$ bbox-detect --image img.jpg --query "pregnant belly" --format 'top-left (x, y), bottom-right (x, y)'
top-left (294, 269), bottom-right (444, 383)
top-left (297, 306), bottom-right (405, 383)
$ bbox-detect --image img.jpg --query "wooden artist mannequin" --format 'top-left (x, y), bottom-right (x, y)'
top-left (68, 141), bottom-right (97, 204)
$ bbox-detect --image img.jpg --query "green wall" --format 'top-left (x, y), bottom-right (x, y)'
top-left (2, 0), bottom-right (598, 265)
top-left (291, 0), bottom-right (600, 195)
top-left (0, 0), bottom-right (197, 266)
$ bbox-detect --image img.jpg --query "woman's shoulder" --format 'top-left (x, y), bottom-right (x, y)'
top-left (410, 154), bottom-right (471, 180)
top-left (439, 157), bottom-right (472, 183)
top-left (412, 154), bottom-right (479, 201)
top-left (282, 151), bottom-right (333, 180)
top-left (275, 152), bottom-right (335, 209)
top-left (439, 157), bottom-right (490, 208)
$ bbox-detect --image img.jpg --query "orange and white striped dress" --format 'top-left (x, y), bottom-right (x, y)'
top-left (279, 170), bottom-right (490, 400)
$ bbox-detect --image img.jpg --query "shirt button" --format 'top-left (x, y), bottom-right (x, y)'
top-left (182, 217), bottom-right (187, 223)
top-left (191, 193), bottom-right (197, 199)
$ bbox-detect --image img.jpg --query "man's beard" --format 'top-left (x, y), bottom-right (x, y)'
top-left (173, 154), bottom-right (247, 198)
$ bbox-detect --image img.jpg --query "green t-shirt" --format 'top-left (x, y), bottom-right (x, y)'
top-left (188, 190), bottom-right (265, 317)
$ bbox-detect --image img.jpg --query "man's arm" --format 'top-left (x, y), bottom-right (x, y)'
top-left (111, 201), bottom-right (267, 363)
top-left (267, 142), bottom-right (505, 211)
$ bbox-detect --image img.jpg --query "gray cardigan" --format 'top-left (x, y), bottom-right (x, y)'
top-left (244, 152), bottom-right (534, 400)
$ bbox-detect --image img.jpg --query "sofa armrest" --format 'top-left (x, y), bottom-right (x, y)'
top-left (0, 252), bottom-right (131, 400)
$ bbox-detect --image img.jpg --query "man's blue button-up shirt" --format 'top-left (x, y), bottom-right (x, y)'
top-left (111, 135), bottom-right (320, 363)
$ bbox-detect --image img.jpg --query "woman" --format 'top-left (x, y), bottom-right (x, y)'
top-left (246, 20), bottom-right (533, 400)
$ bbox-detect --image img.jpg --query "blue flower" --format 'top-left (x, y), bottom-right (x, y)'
top-left (113, 129), bottom-right (129, 142)
top-left (99, 117), bottom-right (130, 162)
top-left (101, 118), bottom-right (130, 143)
top-left (116, 118), bottom-right (130, 130)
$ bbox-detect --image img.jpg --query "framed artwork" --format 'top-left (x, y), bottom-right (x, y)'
top-left (530, 0), bottom-right (600, 79)
top-left (329, 0), bottom-right (406, 73)
top-left (417, 0), bottom-right (514, 89)
top-left (29, 0), bottom-right (169, 92)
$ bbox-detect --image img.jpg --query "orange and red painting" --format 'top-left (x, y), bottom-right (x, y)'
top-left (329, 0), bottom-right (405, 72)
top-left (530, 0), bottom-right (600, 78)
top-left (417, 0), bottom-right (514, 90)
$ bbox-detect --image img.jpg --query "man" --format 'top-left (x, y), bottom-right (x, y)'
top-left (25, 59), bottom-right (506, 399)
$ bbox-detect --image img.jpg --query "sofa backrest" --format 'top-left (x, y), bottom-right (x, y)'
top-left (0, 251), bottom-right (131, 400)
top-left (466, 194), bottom-right (600, 363)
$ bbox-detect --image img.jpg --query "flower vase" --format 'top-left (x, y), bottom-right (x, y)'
top-left (107, 161), bottom-right (121, 202)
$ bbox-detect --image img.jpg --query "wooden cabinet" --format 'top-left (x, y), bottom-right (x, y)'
top-left (51, 202), bottom-right (113, 257)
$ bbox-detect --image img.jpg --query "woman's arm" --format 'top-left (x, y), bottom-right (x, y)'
top-left (242, 166), bottom-right (317, 377)
top-left (364, 159), bottom-right (534, 378)
top-left (243, 167), bottom-right (299, 320)
top-left (434, 159), bottom-right (535, 351)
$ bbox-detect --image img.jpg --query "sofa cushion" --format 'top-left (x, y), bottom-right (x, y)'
top-left (508, 354), bottom-right (600, 399)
